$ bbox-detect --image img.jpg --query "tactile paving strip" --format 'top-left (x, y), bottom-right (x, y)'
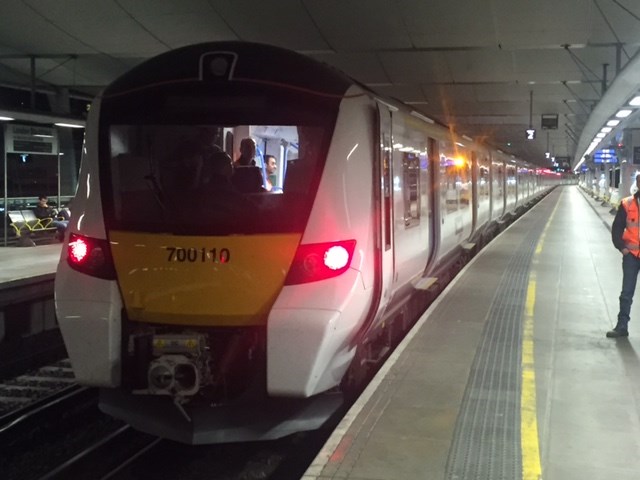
top-left (445, 202), bottom-right (552, 480)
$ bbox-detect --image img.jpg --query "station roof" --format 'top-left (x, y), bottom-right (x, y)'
top-left (1, 0), bottom-right (640, 169)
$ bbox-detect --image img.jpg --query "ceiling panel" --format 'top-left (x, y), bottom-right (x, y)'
top-left (311, 53), bottom-right (390, 84)
top-left (0, 2), bottom-right (95, 54)
top-left (213, 0), bottom-right (328, 50)
top-left (0, 0), bottom-right (638, 167)
top-left (305, 0), bottom-right (413, 51)
top-left (378, 51), bottom-right (453, 83)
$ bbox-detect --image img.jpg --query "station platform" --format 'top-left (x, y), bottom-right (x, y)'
top-left (0, 243), bottom-right (61, 306)
top-left (0, 243), bottom-right (61, 286)
top-left (0, 243), bottom-right (63, 376)
top-left (303, 185), bottom-right (640, 480)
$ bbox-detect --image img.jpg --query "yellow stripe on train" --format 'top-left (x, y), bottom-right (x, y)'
top-left (109, 231), bottom-right (302, 327)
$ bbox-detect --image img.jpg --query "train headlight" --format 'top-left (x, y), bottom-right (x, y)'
top-left (68, 236), bottom-right (88, 262)
top-left (67, 233), bottom-right (116, 280)
top-left (285, 240), bottom-right (356, 285)
top-left (324, 245), bottom-right (350, 271)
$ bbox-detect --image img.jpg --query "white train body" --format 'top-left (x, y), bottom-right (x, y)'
top-left (55, 42), bottom-right (556, 444)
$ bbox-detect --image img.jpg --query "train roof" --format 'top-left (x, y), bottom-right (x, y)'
top-left (103, 41), bottom-right (355, 99)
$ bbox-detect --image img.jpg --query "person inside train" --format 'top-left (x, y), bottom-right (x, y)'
top-left (235, 137), bottom-right (257, 166)
top-left (205, 150), bottom-right (234, 188)
top-left (34, 194), bottom-right (68, 240)
top-left (263, 154), bottom-right (278, 192)
top-left (195, 127), bottom-right (220, 161)
top-left (608, 173), bottom-right (640, 338)
top-left (231, 137), bottom-right (263, 193)
top-left (174, 142), bottom-right (205, 191)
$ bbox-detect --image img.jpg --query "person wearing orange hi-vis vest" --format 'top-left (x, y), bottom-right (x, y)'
top-left (609, 173), bottom-right (640, 338)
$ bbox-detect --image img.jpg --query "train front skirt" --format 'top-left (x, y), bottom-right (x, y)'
top-left (99, 388), bottom-right (344, 444)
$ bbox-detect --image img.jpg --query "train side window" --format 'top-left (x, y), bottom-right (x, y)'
top-left (402, 152), bottom-right (420, 228)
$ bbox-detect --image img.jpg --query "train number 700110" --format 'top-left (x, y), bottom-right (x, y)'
top-left (166, 247), bottom-right (230, 263)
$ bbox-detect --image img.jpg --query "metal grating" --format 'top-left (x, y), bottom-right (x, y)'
top-left (445, 201), bottom-right (553, 480)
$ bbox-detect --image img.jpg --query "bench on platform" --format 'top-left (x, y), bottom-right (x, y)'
top-left (7, 210), bottom-right (59, 246)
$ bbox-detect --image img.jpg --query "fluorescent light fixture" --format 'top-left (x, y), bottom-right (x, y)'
top-left (33, 134), bottom-right (54, 138)
top-left (455, 142), bottom-right (465, 147)
top-left (616, 109), bottom-right (633, 118)
top-left (54, 122), bottom-right (84, 128)
top-left (607, 119), bottom-right (620, 127)
top-left (409, 111), bottom-right (434, 123)
top-left (595, 132), bottom-right (606, 138)
top-left (600, 127), bottom-right (612, 133)
top-left (629, 96), bottom-right (640, 106)
top-left (0, 116), bottom-right (14, 121)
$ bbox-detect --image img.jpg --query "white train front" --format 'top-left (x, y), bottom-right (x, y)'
top-left (54, 41), bottom-right (556, 444)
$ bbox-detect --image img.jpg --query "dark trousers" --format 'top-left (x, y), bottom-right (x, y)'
top-left (618, 253), bottom-right (640, 329)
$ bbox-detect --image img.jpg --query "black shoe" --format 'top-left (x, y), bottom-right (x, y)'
top-left (606, 328), bottom-right (629, 338)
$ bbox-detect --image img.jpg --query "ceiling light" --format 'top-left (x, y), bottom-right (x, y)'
top-left (595, 133), bottom-right (606, 138)
top-left (629, 96), bottom-right (640, 106)
top-left (54, 122), bottom-right (84, 128)
top-left (600, 127), bottom-right (612, 133)
top-left (0, 116), bottom-right (14, 121)
top-left (607, 119), bottom-right (621, 127)
top-left (616, 109), bottom-right (633, 118)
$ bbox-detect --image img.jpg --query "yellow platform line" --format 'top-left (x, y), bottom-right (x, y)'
top-left (522, 275), bottom-right (541, 480)
top-left (521, 196), bottom-right (560, 480)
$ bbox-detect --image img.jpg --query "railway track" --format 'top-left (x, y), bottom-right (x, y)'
top-left (36, 425), bottom-right (161, 480)
top-left (57, 427), bottom-right (336, 480)
top-left (0, 359), bottom-right (81, 430)
top-left (0, 314), bottom-right (409, 480)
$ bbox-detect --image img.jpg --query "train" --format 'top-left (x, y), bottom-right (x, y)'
top-left (54, 41), bottom-right (559, 444)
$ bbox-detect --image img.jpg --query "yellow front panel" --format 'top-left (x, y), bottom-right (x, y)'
top-left (109, 231), bottom-right (301, 326)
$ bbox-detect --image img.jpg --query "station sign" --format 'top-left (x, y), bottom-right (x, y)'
top-left (541, 114), bottom-right (558, 130)
top-left (4, 123), bottom-right (58, 155)
top-left (593, 148), bottom-right (618, 164)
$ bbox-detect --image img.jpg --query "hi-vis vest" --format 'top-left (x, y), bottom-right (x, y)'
top-left (622, 196), bottom-right (640, 257)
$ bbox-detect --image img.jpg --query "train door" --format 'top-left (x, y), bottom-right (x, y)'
top-left (425, 137), bottom-right (440, 271)
top-left (476, 152), bottom-right (491, 229)
top-left (491, 154), bottom-right (505, 219)
top-left (471, 150), bottom-right (478, 234)
top-left (377, 105), bottom-right (395, 305)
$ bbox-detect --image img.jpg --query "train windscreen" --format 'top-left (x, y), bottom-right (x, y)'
top-left (106, 123), bottom-right (328, 235)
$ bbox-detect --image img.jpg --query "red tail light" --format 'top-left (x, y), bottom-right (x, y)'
top-left (66, 233), bottom-right (116, 280)
top-left (284, 240), bottom-right (356, 285)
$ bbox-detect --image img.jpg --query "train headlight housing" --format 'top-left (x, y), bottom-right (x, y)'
top-left (285, 240), bottom-right (356, 285)
top-left (67, 233), bottom-right (116, 280)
